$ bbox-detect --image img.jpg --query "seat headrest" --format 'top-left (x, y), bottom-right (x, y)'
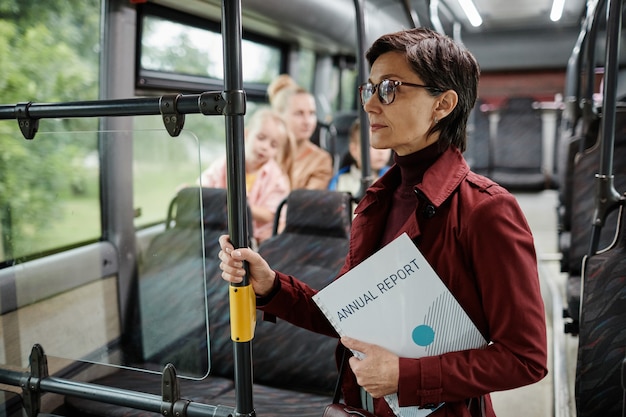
top-left (174, 187), bottom-right (228, 230)
top-left (504, 97), bottom-right (536, 112)
top-left (283, 189), bottom-right (351, 238)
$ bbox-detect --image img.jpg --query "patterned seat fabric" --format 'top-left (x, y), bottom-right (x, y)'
top-left (489, 96), bottom-right (547, 190)
top-left (135, 187), bottom-right (232, 376)
top-left (252, 189), bottom-right (353, 392)
top-left (564, 105), bottom-right (626, 324)
top-left (575, 197), bottom-right (626, 416)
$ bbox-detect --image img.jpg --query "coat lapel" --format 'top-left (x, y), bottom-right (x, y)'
top-left (350, 147), bottom-right (470, 265)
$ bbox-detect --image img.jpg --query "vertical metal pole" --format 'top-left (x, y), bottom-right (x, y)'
top-left (588, 0), bottom-right (623, 256)
top-left (221, 1), bottom-right (255, 417)
top-left (354, 0), bottom-right (372, 200)
top-left (580, 0), bottom-right (602, 137)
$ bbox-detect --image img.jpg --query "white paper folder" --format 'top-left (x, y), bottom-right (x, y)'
top-left (312, 233), bottom-right (487, 417)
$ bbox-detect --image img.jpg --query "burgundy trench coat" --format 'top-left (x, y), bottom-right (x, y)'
top-left (259, 146), bottom-right (548, 417)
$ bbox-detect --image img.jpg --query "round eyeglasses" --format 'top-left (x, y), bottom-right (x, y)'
top-left (358, 79), bottom-right (440, 106)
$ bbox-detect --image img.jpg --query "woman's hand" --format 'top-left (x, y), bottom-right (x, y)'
top-left (342, 336), bottom-right (400, 398)
top-left (218, 234), bottom-right (277, 297)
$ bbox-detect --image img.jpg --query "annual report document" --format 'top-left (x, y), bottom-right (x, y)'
top-left (312, 232), bottom-right (487, 417)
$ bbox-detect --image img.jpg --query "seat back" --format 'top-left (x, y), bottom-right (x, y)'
top-left (488, 97), bottom-right (547, 189)
top-left (137, 187), bottom-right (243, 376)
top-left (568, 105), bottom-right (626, 275)
top-left (311, 120), bottom-right (338, 170)
top-left (248, 189), bottom-right (353, 393)
top-left (331, 111), bottom-right (359, 171)
top-left (282, 189), bottom-right (352, 237)
top-left (556, 118), bottom-right (599, 235)
top-left (576, 199), bottom-right (626, 416)
top-left (465, 99), bottom-right (491, 175)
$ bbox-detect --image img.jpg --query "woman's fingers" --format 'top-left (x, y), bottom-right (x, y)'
top-left (218, 235), bottom-right (247, 283)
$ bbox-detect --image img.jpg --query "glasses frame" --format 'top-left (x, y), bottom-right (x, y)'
top-left (358, 79), bottom-right (441, 106)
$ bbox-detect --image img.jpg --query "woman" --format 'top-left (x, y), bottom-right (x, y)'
top-left (271, 84), bottom-right (334, 190)
top-left (218, 28), bottom-right (547, 416)
top-left (199, 107), bottom-right (291, 243)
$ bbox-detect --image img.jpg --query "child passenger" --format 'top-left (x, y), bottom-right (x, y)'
top-left (328, 118), bottom-right (391, 197)
top-left (198, 107), bottom-right (292, 243)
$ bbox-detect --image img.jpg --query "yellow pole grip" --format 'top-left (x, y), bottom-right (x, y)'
top-left (229, 284), bottom-right (256, 342)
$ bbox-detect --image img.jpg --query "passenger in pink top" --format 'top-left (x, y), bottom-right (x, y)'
top-left (198, 108), bottom-right (292, 243)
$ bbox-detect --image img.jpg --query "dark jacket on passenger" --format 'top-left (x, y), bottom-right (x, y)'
top-left (259, 146), bottom-right (548, 417)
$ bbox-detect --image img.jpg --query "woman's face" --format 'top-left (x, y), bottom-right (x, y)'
top-left (363, 51), bottom-right (440, 156)
top-left (283, 93), bottom-right (317, 145)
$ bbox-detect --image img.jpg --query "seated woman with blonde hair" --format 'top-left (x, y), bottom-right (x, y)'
top-left (271, 83), bottom-right (333, 190)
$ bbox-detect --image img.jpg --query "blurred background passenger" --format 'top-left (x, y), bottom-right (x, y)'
top-left (270, 79), bottom-right (333, 190)
top-left (328, 118), bottom-right (392, 196)
top-left (198, 107), bottom-right (291, 243)
top-left (267, 73), bottom-right (298, 105)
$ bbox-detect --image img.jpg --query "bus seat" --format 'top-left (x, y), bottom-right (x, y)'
top-left (465, 99), bottom-right (491, 176)
top-left (250, 189), bottom-right (352, 389)
top-left (489, 96), bottom-right (547, 190)
top-left (136, 187), bottom-right (239, 374)
top-left (204, 191), bottom-right (352, 395)
top-left (331, 111), bottom-right (359, 171)
top-left (311, 120), bottom-right (338, 170)
top-left (261, 189), bottom-right (352, 277)
top-left (63, 189), bottom-right (351, 417)
top-left (575, 196), bottom-right (626, 416)
top-left (563, 104), bottom-right (626, 330)
top-left (555, 116), bottom-right (600, 273)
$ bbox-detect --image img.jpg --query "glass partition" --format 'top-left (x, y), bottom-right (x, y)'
top-left (0, 128), bottom-right (213, 380)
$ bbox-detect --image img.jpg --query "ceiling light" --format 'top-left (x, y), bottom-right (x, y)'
top-left (550, 0), bottom-right (565, 21)
top-left (458, 0), bottom-right (483, 27)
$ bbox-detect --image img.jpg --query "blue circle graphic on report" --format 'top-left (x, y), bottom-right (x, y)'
top-left (412, 325), bottom-right (435, 346)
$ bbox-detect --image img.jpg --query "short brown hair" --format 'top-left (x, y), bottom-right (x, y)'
top-left (365, 28), bottom-right (479, 152)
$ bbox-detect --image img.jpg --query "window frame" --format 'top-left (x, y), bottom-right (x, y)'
top-left (135, 3), bottom-right (288, 101)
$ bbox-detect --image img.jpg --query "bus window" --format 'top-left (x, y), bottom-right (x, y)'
top-left (139, 8), bottom-right (283, 90)
top-left (292, 47), bottom-right (317, 91)
top-left (140, 15), bottom-right (222, 80)
top-left (338, 66), bottom-right (358, 111)
top-left (0, 0), bottom-right (101, 264)
top-left (0, 131), bottom-right (101, 264)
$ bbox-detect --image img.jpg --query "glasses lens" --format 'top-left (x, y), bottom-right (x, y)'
top-left (379, 80), bottom-right (395, 104)
top-left (360, 83), bottom-right (374, 104)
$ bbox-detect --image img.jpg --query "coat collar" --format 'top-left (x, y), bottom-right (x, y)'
top-left (348, 146), bottom-right (469, 260)
top-left (356, 146), bottom-right (470, 213)
top-left (417, 146), bottom-right (470, 207)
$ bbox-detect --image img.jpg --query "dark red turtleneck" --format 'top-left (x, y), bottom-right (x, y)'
top-left (381, 143), bottom-right (442, 245)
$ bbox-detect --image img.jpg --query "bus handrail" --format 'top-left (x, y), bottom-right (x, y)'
top-left (588, 0), bottom-right (625, 255)
top-left (0, 346), bottom-right (234, 417)
top-left (0, 91), bottom-right (245, 140)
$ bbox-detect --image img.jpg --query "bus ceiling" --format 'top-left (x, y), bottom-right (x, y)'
top-left (148, 0), bottom-right (591, 72)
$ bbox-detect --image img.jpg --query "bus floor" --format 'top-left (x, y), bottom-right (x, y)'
top-left (490, 189), bottom-right (576, 417)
